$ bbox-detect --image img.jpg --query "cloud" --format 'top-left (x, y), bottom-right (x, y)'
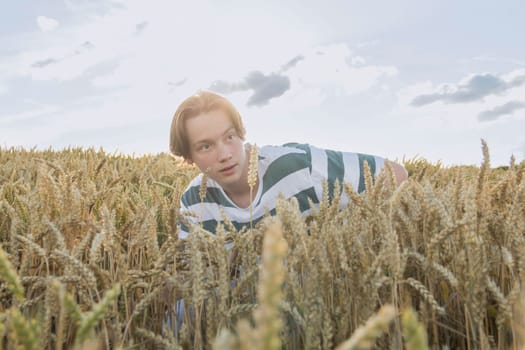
top-left (461, 55), bottom-right (525, 66)
top-left (478, 101), bottom-right (525, 122)
top-left (63, 0), bottom-right (123, 14)
top-left (280, 55), bottom-right (304, 72)
top-left (27, 41), bottom-right (97, 72)
top-left (209, 71), bottom-right (291, 107)
top-left (81, 41), bottom-right (95, 50)
top-left (135, 21), bottom-right (148, 35)
top-left (0, 105), bottom-right (62, 126)
top-left (411, 73), bottom-right (525, 106)
top-left (207, 43), bottom-right (397, 109)
top-left (31, 58), bottom-right (59, 68)
top-left (168, 78), bottom-right (187, 93)
top-left (287, 43), bottom-right (398, 97)
top-left (37, 16), bottom-right (60, 32)
top-left (348, 55), bottom-right (366, 66)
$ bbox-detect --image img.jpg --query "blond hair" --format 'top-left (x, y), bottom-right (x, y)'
top-left (169, 91), bottom-right (246, 160)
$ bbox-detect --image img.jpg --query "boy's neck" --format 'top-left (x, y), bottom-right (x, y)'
top-left (224, 179), bottom-right (258, 209)
top-left (223, 147), bottom-right (259, 208)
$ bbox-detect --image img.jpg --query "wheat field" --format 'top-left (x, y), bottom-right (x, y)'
top-left (0, 141), bottom-right (524, 350)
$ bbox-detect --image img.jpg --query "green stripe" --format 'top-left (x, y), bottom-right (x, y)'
top-left (294, 187), bottom-right (319, 212)
top-left (202, 187), bottom-right (317, 234)
top-left (182, 186), bottom-right (235, 207)
top-left (258, 152), bottom-right (310, 203)
top-left (202, 220), bottom-right (218, 233)
top-left (357, 154), bottom-right (376, 193)
top-left (201, 215), bottom-right (268, 234)
top-left (191, 188), bottom-right (316, 234)
top-left (326, 149), bottom-right (344, 200)
top-left (283, 143), bottom-right (312, 172)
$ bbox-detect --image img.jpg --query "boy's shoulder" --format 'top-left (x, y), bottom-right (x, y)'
top-left (258, 142), bottom-right (309, 160)
top-left (185, 171), bottom-right (226, 189)
top-left (257, 143), bottom-right (313, 175)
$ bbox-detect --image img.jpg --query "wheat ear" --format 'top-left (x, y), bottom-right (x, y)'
top-left (248, 143), bottom-right (259, 227)
top-left (75, 283), bottom-right (121, 347)
top-left (7, 308), bottom-right (40, 350)
top-left (335, 304), bottom-right (397, 350)
top-left (402, 308), bottom-right (429, 350)
top-left (0, 246), bottom-right (24, 304)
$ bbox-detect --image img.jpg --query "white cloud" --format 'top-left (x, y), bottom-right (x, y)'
top-left (37, 16), bottom-right (60, 32)
top-left (0, 84), bottom-right (7, 95)
top-left (503, 68), bottom-right (525, 81)
top-left (287, 43), bottom-right (398, 99)
top-left (349, 56), bottom-right (366, 66)
top-left (0, 104), bottom-right (61, 125)
top-left (84, 0), bottom-right (316, 89)
top-left (461, 55), bottom-right (525, 66)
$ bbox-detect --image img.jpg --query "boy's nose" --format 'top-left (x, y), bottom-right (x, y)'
top-left (217, 145), bottom-right (232, 162)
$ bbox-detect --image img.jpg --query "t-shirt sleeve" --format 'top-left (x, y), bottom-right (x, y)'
top-left (304, 144), bottom-right (386, 196)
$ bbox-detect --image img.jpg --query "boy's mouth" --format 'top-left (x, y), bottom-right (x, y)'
top-left (220, 164), bottom-right (237, 174)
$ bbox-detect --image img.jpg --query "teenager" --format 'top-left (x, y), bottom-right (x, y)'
top-left (170, 91), bottom-right (407, 238)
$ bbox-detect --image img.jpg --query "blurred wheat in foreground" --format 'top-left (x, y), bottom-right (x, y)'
top-left (0, 141), bottom-right (524, 350)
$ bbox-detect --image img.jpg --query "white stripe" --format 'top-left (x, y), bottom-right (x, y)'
top-left (258, 167), bottom-right (313, 210)
top-left (335, 152), bottom-right (357, 207)
top-left (342, 152), bottom-right (360, 191)
top-left (309, 145), bottom-right (328, 201)
top-left (374, 156), bottom-right (385, 176)
top-left (259, 144), bottom-right (306, 160)
top-left (185, 201), bottom-right (268, 223)
top-left (179, 230), bottom-right (189, 239)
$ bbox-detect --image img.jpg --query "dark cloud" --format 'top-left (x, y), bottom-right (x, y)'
top-left (168, 78), bottom-right (187, 93)
top-left (31, 58), bottom-right (59, 68)
top-left (509, 75), bottom-right (525, 88)
top-left (209, 71), bottom-right (290, 107)
top-left (169, 78), bottom-right (187, 87)
top-left (135, 21), bottom-right (148, 35)
top-left (411, 73), bottom-right (525, 107)
top-left (74, 41), bottom-right (95, 55)
top-left (35, 42), bottom-right (95, 66)
top-left (478, 101), bottom-right (525, 122)
top-left (209, 80), bottom-right (231, 93)
top-left (281, 55), bottom-right (304, 72)
top-left (81, 41), bottom-right (94, 49)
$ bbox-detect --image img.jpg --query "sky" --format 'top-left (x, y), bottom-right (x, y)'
top-left (1, 0), bottom-right (524, 166)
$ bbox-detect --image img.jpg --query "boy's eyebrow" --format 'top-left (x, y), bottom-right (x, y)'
top-left (191, 126), bottom-right (236, 146)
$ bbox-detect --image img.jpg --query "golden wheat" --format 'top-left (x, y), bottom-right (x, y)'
top-left (0, 143), bottom-right (524, 349)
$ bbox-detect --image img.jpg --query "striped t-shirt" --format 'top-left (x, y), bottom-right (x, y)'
top-left (178, 143), bottom-right (385, 238)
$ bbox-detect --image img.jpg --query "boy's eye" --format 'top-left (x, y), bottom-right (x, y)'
top-left (198, 144), bottom-right (210, 152)
top-left (227, 133), bottom-right (236, 140)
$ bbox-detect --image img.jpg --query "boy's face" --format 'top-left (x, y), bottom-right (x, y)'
top-left (185, 109), bottom-right (248, 192)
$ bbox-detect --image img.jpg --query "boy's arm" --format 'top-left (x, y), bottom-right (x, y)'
top-left (385, 160), bottom-right (408, 186)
